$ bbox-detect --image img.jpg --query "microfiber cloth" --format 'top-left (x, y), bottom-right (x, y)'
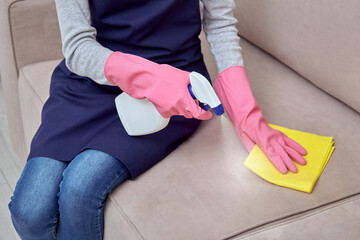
top-left (244, 124), bottom-right (335, 193)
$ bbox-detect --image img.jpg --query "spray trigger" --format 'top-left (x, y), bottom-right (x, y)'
top-left (188, 72), bottom-right (224, 116)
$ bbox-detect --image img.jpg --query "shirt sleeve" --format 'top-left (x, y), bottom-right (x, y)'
top-left (201, 0), bottom-right (244, 73)
top-left (55, 0), bottom-right (115, 86)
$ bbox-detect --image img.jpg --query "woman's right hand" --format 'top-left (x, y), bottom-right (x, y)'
top-left (104, 52), bottom-right (212, 120)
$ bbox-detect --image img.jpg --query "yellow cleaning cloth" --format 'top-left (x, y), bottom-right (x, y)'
top-left (244, 124), bottom-right (335, 193)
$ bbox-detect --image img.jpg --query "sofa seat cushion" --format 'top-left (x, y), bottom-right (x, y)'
top-left (104, 39), bottom-right (360, 239)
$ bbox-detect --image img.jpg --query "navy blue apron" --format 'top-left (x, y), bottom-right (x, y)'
top-left (27, 0), bottom-right (211, 180)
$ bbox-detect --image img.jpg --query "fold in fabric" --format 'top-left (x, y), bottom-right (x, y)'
top-left (244, 124), bottom-right (335, 193)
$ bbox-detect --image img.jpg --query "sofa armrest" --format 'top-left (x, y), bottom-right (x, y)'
top-left (0, 0), bottom-right (62, 161)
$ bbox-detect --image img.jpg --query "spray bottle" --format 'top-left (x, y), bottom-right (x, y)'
top-left (115, 71), bottom-right (224, 136)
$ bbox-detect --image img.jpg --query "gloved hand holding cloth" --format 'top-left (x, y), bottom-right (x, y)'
top-left (104, 52), bottom-right (212, 121)
top-left (213, 66), bottom-right (307, 174)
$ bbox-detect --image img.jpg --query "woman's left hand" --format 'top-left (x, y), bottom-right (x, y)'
top-left (213, 65), bottom-right (307, 174)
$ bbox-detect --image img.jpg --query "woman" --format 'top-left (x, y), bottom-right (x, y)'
top-left (8, 0), bottom-right (307, 239)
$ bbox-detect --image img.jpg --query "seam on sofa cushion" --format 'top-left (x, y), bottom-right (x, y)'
top-left (108, 195), bottom-right (145, 240)
top-left (8, 0), bottom-right (24, 74)
top-left (17, 73), bottom-right (43, 152)
top-left (223, 193), bottom-right (360, 240)
top-left (18, 67), bottom-right (44, 104)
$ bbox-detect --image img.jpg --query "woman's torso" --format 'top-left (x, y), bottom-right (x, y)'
top-left (92, 0), bottom-right (203, 67)
top-left (57, 0), bottom-right (207, 86)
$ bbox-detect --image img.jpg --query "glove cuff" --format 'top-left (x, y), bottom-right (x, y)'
top-left (213, 65), bottom-right (269, 146)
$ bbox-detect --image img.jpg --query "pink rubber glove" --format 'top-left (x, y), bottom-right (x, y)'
top-left (213, 66), bottom-right (307, 174)
top-left (104, 52), bottom-right (212, 120)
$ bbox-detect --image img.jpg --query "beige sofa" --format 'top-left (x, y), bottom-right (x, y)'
top-left (1, 0), bottom-right (360, 239)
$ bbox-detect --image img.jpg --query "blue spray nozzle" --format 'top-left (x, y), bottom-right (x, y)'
top-left (187, 83), bottom-right (224, 116)
top-left (212, 104), bottom-right (224, 116)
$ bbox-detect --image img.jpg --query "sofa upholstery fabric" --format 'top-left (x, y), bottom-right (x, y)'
top-left (234, 0), bottom-right (360, 113)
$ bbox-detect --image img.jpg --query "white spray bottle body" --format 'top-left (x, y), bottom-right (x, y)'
top-left (114, 71), bottom-right (223, 136)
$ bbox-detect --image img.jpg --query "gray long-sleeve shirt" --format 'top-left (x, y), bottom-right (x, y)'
top-left (55, 0), bottom-right (244, 86)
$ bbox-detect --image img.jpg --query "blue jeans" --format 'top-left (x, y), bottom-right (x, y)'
top-left (8, 149), bottom-right (131, 240)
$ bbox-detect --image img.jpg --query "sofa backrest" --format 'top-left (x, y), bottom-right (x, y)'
top-left (8, 0), bottom-right (63, 72)
top-left (233, 0), bottom-right (360, 113)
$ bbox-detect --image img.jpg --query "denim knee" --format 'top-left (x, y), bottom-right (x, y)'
top-left (58, 177), bottom-right (89, 208)
top-left (7, 157), bottom-right (67, 239)
top-left (57, 149), bottom-right (130, 222)
top-left (8, 198), bottom-right (57, 239)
